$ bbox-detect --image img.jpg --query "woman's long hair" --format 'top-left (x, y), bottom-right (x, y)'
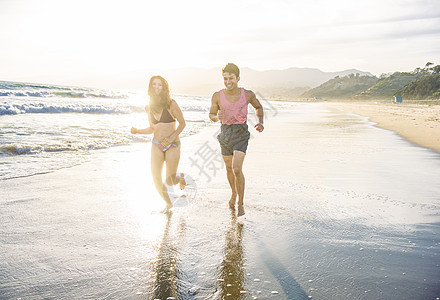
top-left (148, 75), bottom-right (172, 114)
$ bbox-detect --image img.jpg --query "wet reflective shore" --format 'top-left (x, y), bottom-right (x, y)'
top-left (1, 103), bottom-right (440, 299)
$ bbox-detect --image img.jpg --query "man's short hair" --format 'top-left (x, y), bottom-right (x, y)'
top-left (222, 63), bottom-right (240, 78)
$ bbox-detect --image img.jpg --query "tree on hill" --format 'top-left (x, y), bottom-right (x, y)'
top-left (413, 62), bottom-right (436, 75)
top-left (425, 62), bottom-right (434, 72)
top-left (413, 67), bottom-right (423, 74)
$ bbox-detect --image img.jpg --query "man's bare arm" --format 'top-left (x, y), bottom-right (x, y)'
top-left (209, 92), bottom-right (221, 122)
top-left (247, 90), bottom-right (264, 132)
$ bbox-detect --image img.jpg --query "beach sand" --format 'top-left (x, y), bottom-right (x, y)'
top-left (324, 102), bottom-right (440, 153)
top-left (1, 103), bottom-right (440, 299)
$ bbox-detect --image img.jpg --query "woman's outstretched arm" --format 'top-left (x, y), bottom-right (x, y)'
top-left (131, 105), bottom-right (155, 134)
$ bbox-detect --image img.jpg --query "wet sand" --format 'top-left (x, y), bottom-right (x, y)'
top-left (325, 102), bottom-right (440, 153)
top-left (1, 103), bottom-right (440, 299)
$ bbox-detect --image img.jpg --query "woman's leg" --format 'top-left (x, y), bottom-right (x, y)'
top-left (164, 146), bottom-right (185, 189)
top-left (151, 144), bottom-right (173, 209)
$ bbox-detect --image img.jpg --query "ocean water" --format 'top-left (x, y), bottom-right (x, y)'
top-left (0, 80), bottom-right (213, 180)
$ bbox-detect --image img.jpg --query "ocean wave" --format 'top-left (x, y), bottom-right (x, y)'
top-left (0, 140), bottom-right (133, 156)
top-left (1, 144), bottom-right (53, 155)
top-left (0, 103), bottom-right (132, 115)
top-left (0, 80), bottom-right (128, 100)
top-left (180, 105), bottom-right (209, 112)
top-left (0, 89), bottom-right (128, 100)
top-left (0, 102), bottom-right (209, 116)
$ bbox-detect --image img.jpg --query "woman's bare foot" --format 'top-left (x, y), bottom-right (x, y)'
top-left (237, 205), bottom-right (245, 217)
top-left (179, 173), bottom-right (186, 190)
top-left (228, 194), bottom-right (237, 209)
top-left (161, 204), bottom-right (173, 214)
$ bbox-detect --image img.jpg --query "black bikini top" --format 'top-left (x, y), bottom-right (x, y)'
top-left (150, 109), bottom-right (175, 125)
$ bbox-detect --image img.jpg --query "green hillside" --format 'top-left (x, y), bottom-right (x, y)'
top-left (394, 74), bottom-right (440, 100)
top-left (354, 72), bottom-right (419, 99)
top-left (299, 63), bottom-right (440, 100)
top-left (301, 73), bottom-right (378, 99)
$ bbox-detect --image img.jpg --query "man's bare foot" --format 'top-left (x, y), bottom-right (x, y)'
top-left (228, 194), bottom-right (237, 209)
top-left (179, 173), bottom-right (186, 190)
top-left (237, 205), bottom-right (245, 217)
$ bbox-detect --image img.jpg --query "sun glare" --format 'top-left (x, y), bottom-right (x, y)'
top-left (1, 0), bottom-right (439, 85)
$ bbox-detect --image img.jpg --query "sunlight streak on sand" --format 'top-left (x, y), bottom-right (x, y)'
top-left (106, 144), bottom-right (169, 240)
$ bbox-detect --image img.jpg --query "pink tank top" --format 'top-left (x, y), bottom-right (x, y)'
top-left (219, 88), bottom-right (248, 125)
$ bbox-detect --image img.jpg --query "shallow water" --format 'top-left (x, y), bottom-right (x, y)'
top-left (0, 81), bottom-right (214, 180)
top-left (1, 103), bottom-right (440, 299)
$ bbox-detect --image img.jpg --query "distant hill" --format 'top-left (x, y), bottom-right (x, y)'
top-left (36, 66), bottom-right (372, 97)
top-left (5, 63), bottom-right (439, 101)
top-left (300, 73), bottom-right (378, 100)
top-left (159, 67), bottom-right (373, 97)
top-left (354, 72), bottom-right (420, 100)
top-left (394, 74), bottom-right (440, 100)
top-left (299, 63), bottom-right (440, 101)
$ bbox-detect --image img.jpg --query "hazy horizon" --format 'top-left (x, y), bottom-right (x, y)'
top-left (0, 66), bottom-right (376, 97)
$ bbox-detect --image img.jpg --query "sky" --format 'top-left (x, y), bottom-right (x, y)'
top-left (1, 0), bottom-right (439, 89)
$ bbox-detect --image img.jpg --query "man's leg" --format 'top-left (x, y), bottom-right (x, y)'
top-left (222, 155), bottom-right (237, 208)
top-left (232, 150), bottom-right (246, 216)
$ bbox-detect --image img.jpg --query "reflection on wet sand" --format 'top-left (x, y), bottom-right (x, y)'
top-left (217, 212), bottom-right (245, 299)
top-left (152, 213), bottom-right (185, 300)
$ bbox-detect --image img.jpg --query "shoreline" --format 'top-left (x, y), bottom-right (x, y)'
top-left (323, 102), bottom-right (440, 153)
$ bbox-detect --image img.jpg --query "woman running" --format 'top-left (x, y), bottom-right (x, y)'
top-left (131, 75), bottom-right (186, 212)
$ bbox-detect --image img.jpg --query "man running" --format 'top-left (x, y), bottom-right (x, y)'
top-left (209, 63), bottom-right (264, 217)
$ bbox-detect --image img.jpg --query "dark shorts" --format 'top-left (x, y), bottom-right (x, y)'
top-left (217, 123), bottom-right (250, 156)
